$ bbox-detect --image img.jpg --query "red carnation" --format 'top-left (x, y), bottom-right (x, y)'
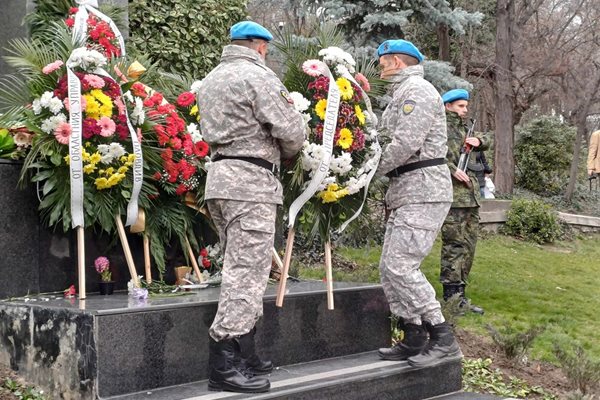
top-left (131, 83), bottom-right (147, 98)
top-left (177, 92), bottom-right (196, 107)
top-left (175, 184), bottom-right (188, 196)
top-left (202, 258), bottom-right (211, 268)
top-left (200, 248), bottom-right (208, 257)
top-left (65, 17), bottom-right (75, 28)
top-left (153, 171), bottom-right (162, 180)
top-left (69, 7), bottom-right (79, 14)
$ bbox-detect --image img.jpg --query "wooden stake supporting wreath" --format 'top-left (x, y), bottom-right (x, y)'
top-left (184, 236), bottom-right (204, 283)
top-left (130, 208), bottom-right (152, 284)
top-left (77, 226), bottom-right (86, 300)
top-left (324, 240), bottom-right (334, 310)
top-left (115, 215), bottom-right (140, 288)
top-left (275, 227), bottom-right (295, 307)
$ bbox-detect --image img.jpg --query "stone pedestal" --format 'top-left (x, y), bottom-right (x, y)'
top-left (0, 282), bottom-right (391, 399)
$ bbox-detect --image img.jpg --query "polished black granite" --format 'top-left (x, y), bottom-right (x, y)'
top-left (106, 351), bottom-right (463, 400)
top-left (1, 281), bottom-right (391, 399)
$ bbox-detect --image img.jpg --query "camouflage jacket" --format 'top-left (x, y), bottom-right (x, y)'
top-left (376, 65), bottom-right (453, 209)
top-left (197, 45), bottom-right (305, 204)
top-left (445, 111), bottom-right (490, 208)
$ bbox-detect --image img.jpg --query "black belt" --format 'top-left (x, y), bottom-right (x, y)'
top-left (212, 155), bottom-right (277, 173)
top-left (386, 158), bottom-right (446, 178)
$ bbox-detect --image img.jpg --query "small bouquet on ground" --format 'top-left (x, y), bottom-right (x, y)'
top-left (94, 256), bottom-right (112, 282)
top-left (198, 244), bottom-right (223, 286)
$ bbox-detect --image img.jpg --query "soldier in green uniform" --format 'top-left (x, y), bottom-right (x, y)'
top-left (439, 89), bottom-right (488, 315)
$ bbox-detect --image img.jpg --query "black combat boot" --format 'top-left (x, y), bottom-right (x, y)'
top-left (208, 337), bottom-right (270, 393)
top-left (443, 284), bottom-right (484, 315)
top-left (407, 322), bottom-right (462, 368)
top-left (378, 320), bottom-right (428, 360)
top-left (459, 284), bottom-right (484, 315)
top-left (235, 327), bottom-right (274, 375)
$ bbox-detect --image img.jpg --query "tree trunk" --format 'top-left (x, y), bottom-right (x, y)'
top-left (494, 0), bottom-right (515, 194)
top-left (565, 118), bottom-right (586, 202)
top-left (436, 23), bottom-right (450, 61)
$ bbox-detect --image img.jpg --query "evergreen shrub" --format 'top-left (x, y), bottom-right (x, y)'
top-left (515, 116), bottom-right (576, 196)
top-left (502, 199), bottom-right (562, 244)
top-left (129, 0), bottom-right (247, 78)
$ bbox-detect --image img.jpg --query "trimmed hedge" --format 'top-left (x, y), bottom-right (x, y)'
top-left (129, 0), bottom-right (247, 78)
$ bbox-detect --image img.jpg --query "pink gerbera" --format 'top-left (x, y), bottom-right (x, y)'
top-left (97, 116), bottom-right (116, 137)
top-left (354, 73), bottom-right (371, 92)
top-left (42, 60), bottom-right (64, 75)
top-left (83, 74), bottom-right (105, 89)
top-left (54, 122), bottom-right (71, 145)
top-left (302, 59), bottom-right (327, 77)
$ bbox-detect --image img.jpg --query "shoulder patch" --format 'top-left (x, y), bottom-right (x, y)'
top-left (402, 99), bottom-right (416, 115)
top-left (280, 90), bottom-right (294, 105)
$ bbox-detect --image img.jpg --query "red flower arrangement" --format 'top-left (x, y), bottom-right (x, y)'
top-left (66, 8), bottom-right (121, 59)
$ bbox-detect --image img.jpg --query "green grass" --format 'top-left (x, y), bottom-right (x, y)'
top-left (298, 233), bottom-right (600, 362)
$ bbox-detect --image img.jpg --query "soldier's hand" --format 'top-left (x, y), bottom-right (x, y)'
top-left (453, 169), bottom-right (471, 185)
top-left (465, 137), bottom-right (481, 147)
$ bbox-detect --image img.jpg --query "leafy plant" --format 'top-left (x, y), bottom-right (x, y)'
top-left (462, 358), bottom-right (556, 399)
top-left (502, 199), bottom-right (563, 244)
top-left (128, 0), bottom-right (246, 79)
top-left (1, 377), bottom-right (46, 400)
top-left (554, 342), bottom-right (600, 395)
top-left (486, 324), bottom-right (545, 362)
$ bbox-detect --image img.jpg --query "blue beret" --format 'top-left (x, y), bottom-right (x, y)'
top-left (230, 21), bottom-right (273, 42)
top-left (441, 89), bottom-right (470, 104)
top-left (377, 39), bottom-right (424, 63)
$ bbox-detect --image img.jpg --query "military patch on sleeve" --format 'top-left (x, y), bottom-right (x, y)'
top-left (402, 100), bottom-right (416, 115)
top-left (280, 90), bottom-right (294, 105)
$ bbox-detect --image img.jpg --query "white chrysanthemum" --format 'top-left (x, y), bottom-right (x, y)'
top-left (131, 97), bottom-right (145, 125)
top-left (289, 91), bottom-right (310, 112)
top-left (318, 46), bottom-right (356, 72)
top-left (187, 122), bottom-right (200, 136)
top-left (346, 174), bottom-right (368, 195)
top-left (108, 142), bottom-right (126, 159)
top-left (32, 99), bottom-right (42, 115)
top-left (123, 91), bottom-right (134, 103)
top-left (335, 64), bottom-right (350, 77)
top-left (67, 47), bottom-right (107, 70)
top-left (40, 114), bottom-right (67, 134)
top-left (301, 113), bottom-right (311, 124)
top-left (48, 97), bottom-right (64, 114)
top-left (317, 176), bottom-right (336, 191)
top-left (190, 80), bottom-right (203, 95)
top-left (330, 152), bottom-right (353, 175)
top-left (39, 91), bottom-right (54, 108)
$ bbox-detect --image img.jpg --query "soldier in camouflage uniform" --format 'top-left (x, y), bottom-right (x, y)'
top-left (197, 21), bottom-right (305, 393)
top-left (439, 89), bottom-right (489, 315)
top-left (374, 40), bottom-right (461, 368)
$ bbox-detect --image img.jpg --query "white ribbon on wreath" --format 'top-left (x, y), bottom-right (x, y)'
top-left (68, 0), bottom-right (143, 228)
top-left (287, 65), bottom-right (341, 228)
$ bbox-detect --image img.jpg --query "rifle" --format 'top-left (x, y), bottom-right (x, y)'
top-left (457, 118), bottom-right (477, 172)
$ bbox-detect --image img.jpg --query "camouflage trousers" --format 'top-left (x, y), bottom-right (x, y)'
top-left (380, 202), bottom-right (451, 326)
top-left (440, 207), bottom-right (479, 285)
top-left (207, 199), bottom-right (277, 341)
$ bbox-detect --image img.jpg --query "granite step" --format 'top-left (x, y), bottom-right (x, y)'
top-left (104, 350), bottom-right (462, 400)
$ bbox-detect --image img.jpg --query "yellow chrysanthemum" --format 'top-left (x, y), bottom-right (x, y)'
top-left (107, 174), bottom-right (120, 187)
top-left (319, 183), bottom-right (350, 204)
top-left (336, 77), bottom-right (354, 101)
top-left (105, 167), bottom-right (114, 176)
top-left (84, 95), bottom-right (100, 118)
top-left (355, 104), bottom-right (366, 125)
top-left (64, 155), bottom-right (70, 165)
top-left (82, 149), bottom-right (90, 162)
top-left (91, 89), bottom-right (112, 106)
top-left (315, 99), bottom-right (327, 120)
top-left (83, 164), bottom-right (96, 174)
top-left (190, 105), bottom-right (198, 116)
top-left (117, 166), bottom-right (128, 174)
top-left (128, 154), bottom-right (136, 163)
top-left (90, 153), bottom-right (102, 164)
top-left (119, 155), bottom-right (128, 163)
top-left (337, 128), bottom-right (354, 150)
top-left (99, 104), bottom-right (113, 118)
top-left (85, 142), bottom-right (92, 148)
top-left (95, 177), bottom-right (109, 190)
